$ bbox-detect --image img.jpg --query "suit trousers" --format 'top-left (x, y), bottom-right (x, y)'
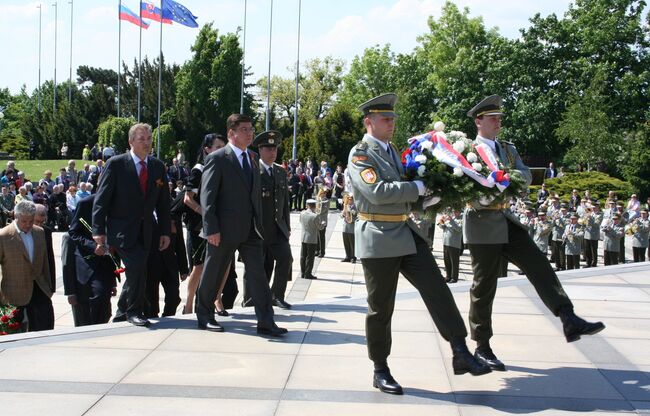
top-left (16, 284), bottom-right (55, 332)
top-left (71, 277), bottom-right (112, 326)
top-left (342, 232), bottom-right (356, 260)
top-left (633, 247), bottom-right (646, 262)
top-left (566, 254), bottom-right (580, 270)
top-left (197, 226), bottom-right (275, 328)
top-left (360, 231), bottom-right (467, 365)
top-left (604, 250), bottom-right (619, 266)
top-left (115, 244), bottom-right (148, 319)
top-left (300, 242), bottom-right (317, 278)
top-left (443, 245), bottom-right (461, 281)
top-left (145, 253), bottom-right (181, 318)
top-left (585, 239), bottom-right (599, 267)
top-left (468, 220), bottom-right (573, 342)
top-left (244, 237), bottom-right (293, 304)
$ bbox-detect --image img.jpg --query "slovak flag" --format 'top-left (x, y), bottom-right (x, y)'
top-left (141, 1), bottom-right (173, 23)
top-left (119, 4), bottom-right (150, 29)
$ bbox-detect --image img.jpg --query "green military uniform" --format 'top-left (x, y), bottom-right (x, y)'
top-left (583, 203), bottom-right (603, 267)
top-left (631, 210), bottom-right (649, 262)
top-left (563, 215), bottom-right (584, 270)
top-left (463, 95), bottom-right (573, 345)
top-left (348, 93), bottom-right (468, 367)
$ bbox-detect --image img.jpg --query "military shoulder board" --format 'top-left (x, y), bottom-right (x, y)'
top-left (193, 163), bottom-right (204, 172)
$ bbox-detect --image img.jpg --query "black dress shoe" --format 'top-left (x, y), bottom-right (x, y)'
top-left (216, 309), bottom-right (229, 317)
top-left (351, 258), bottom-right (357, 263)
top-left (272, 298), bottom-right (292, 309)
top-left (341, 258), bottom-right (351, 262)
top-left (198, 319), bottom-right (224, 332)
top-left (257, 325), bottom-right (288, 337)
top-left (318, 255), bottom-right (325, 258)
top-left (127, 315), bottom-right (151, 327)
top-left (452, 344), bottom-right (491, 376)
top-left (474, 347), bottom-right (506, 371)
top-left (372, 369), bottom-right (403, 395)
top-left (112, 315), bottom-right (127, 323)
top-left (303, 274), bottom-right (317, 280)
top-left (559, 308), bottom-right (605, 342)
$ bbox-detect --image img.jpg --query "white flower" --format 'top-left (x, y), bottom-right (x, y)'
top-left (472, 162), bottom-right (483, 172)
top-left (414, 154), bottom-right (427, 164)
top-left (453, 167), bottom-right (464, 177)
top-left (417, 165), bottom-right (426, 177)
top-left (453, 141), bottom-right (466, 153)
top-left (466, 152), bottom-right (478, 163)
top-left (420, 140), bottom-right (433, 150)
top-left (478, 195), bottom-right (495, 206)
top-left (433, 121), bottom-right (445, 132)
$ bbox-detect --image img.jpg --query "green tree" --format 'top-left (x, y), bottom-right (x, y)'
top-left (623, 120), bottom-right (650, 197)
top-left (97, 116), bottom-right (136, 152)
top-left (153, 124), bottom-right (177, 161)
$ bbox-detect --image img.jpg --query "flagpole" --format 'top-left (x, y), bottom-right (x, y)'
top-left (53, 1), bottom-right (58, 113)
top-left (292, 0), bottom-right (301, 161)
top-left (265, 0), bottom-right (273, 131)
top-left (117, 0), bottom-right (122, 117)
top-left (156, 0), bottom-right (163, 159)
top-left (68, 0), bottom-right (73, 102)
top-left (37, 3), bottom-right (42, 112)
top-left (137, 0), bottom-right (143, 122)
top-left (239, 0), bottom-right (247, 114)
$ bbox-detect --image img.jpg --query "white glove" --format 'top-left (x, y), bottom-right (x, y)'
top-left (423, 195), bottom-right (442, 210)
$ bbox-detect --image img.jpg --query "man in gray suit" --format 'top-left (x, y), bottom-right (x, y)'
top-left (437, 210), bottom-right (463, 283)
top-left (197, 114), bottom-right (287, 337)
top-left (348, 93), bottom-right (490, 396)
top-left (463, 95), bottom-right (604, 372)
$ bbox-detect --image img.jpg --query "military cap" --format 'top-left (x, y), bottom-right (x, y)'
top-left (616, 201), bottom-right (625, 207)
top-left (467, 94), bottom-right (504, 118)
top-left (306, 199), bottom-right (317, 205)
top-left (253, 130), bottom-right (283, 148)
top-left (641, 208), bottom-right (648, 214)
top-left (570, 213), bottom-right (578, 219)
top-left (612, 213), bottom-right (621, 219)
top-left (560, 203), bottom-right (568, 209)
top-left (359, 93), bottom-right (397, 117)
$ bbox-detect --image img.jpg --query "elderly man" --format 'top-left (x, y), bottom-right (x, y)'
top-left (0, 201), bottom-right (54, 332)
top-left (92, 123), bottom-right (171, 327)
top-left (0, 185), bottom-right (14, 226)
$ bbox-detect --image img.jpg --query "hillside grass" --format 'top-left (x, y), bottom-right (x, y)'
top-left (7, 159), bottom-right (87, 181)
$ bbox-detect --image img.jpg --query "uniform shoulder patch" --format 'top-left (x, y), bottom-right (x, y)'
top-left (351, 155), bottom-right (368, 165)
top-left (355, 141), bottom-right (368, 151)
top-left (360, 168), bottom-right (377, 184)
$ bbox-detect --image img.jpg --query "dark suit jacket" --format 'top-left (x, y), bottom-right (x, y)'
top-left (92, 152), bottom-right (171, 250)
top-left (200, 145), bottom-right (263, 246)
top-left (67, 195), bottom-right (116, 290)
top-left (260, 163), bottom-right (290, 243)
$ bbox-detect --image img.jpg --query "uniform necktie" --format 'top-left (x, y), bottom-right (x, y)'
top-left (387, 144), bottom-right (399, 168)
top-left (241, 151), bottom-right (252, 190)
top-left (139, 160), bottom-right (148, 196)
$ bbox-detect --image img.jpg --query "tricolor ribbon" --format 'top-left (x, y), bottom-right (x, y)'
top-left (474, 143), bottom-right (510, 192)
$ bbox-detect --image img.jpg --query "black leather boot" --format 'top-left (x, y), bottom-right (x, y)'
top-left (474, 341), bottom-right (506, 371)
top-left (559, 306), bottom-right (605, 342)
top-left (372, 365), bottom-right (403, 395)
top-left (451, 338), bottom-right (491, 376)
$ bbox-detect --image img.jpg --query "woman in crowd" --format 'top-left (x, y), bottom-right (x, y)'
top-left (182, 133), bottom-right (232, 315)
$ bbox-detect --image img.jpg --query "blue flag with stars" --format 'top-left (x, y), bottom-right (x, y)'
top-left (162, 0), bottom-right (199, 28)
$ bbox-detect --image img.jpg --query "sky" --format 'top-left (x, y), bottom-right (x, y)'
top-left (0, 0), bottom-right (573, 95)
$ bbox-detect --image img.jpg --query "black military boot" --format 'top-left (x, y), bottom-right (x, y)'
top-left (559, 306), bottom-right (605, 342)
top-left (474, 341), bottom-right (506, 371)
top-left (372, 364), bottom-right (403, 395)
top-left (451, 338), bottom-right (491, 376)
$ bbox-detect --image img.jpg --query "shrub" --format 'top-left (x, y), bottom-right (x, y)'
top-left (529, 172), bottom-right (635, 203)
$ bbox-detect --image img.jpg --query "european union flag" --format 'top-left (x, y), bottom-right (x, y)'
top-left (162, 0), bottom-right (199, 28)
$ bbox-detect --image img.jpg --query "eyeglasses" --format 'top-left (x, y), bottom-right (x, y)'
top-left (237, 127), bottom-right (255, 134)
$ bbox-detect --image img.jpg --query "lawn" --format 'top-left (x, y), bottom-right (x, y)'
top-left (7, 159), bottom-right (88, 181)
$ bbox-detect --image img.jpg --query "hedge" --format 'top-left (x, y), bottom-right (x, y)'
top-left (528, 171), bottom-right (635, 203)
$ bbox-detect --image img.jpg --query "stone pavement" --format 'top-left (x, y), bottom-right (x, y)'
top-left (1, 212), bottom-right (649, 415)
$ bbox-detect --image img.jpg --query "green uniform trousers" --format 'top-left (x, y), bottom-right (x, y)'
top-left (361, 231), bottom-right (467, 365)
top-left (468, 220), bottom-right (572, 342)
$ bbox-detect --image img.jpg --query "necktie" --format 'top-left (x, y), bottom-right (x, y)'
top-left (241, 152), bottom-right (252, 190)
top-left (387, 144), bottom-right (399, 168)
top-left (139, 160), bottom-right (148, 196)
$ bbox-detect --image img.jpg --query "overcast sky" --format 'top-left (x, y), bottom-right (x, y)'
top-left (0, 0), bottom-right (573, 95)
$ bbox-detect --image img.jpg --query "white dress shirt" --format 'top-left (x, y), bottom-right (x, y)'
top-left (14, 221), bottom-right (34, 263)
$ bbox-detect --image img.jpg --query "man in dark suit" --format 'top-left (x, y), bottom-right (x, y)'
top-left (92, 123), bottom-right (171, 327)
top-left (197, 114), bottom-right (287, 336)
top-left (64, 194), bottom-right (116, 326)
top-left (545, 162), bottom-right (557, 179)
top-left (253, 130), bottom-right (292, 309)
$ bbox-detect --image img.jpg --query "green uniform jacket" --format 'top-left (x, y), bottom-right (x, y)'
top-left (631, 218), bottom-right (650, 248)
top-left (300, 201), bottom-right (328, 244)
top-left (584, 212), bottom-right (603, 241)
top-left (533, 220), bottom-right (552, 252)
top-left (602, 224), bottom-right (624, 252)
top-left (438, 217), bottom-right (462, 249)
top-left (347, 134), bottom-right (426, 258)
top-left (462, 139), bottom-right (532, 244)
top-left (563, 224), bottom-right (584, 255)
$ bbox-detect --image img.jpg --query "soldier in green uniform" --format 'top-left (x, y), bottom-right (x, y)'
top-left (348, 93), bottom-right (490, 396)
top-left (251, 130), bottom-right (293, 309)
top-left (463, 95), bottom-right (605, 372)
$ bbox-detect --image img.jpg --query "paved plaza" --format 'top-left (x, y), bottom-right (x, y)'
top-left (1, 212), bottom-right (649, 415)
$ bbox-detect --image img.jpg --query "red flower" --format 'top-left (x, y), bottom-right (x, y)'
top-left (0, 315), bottom-right (9, 323)
top-left (0, 331), bottom-right (7, 336)
top-left (8, 322), bottom-right (20, 330)
top-left (401, 149), bottom-right (411, 164)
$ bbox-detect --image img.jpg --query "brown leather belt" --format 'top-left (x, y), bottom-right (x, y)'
top-left (358, 212), bottom-right (408, 222)
top-left (467, 202), bottom-right (508, 210)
